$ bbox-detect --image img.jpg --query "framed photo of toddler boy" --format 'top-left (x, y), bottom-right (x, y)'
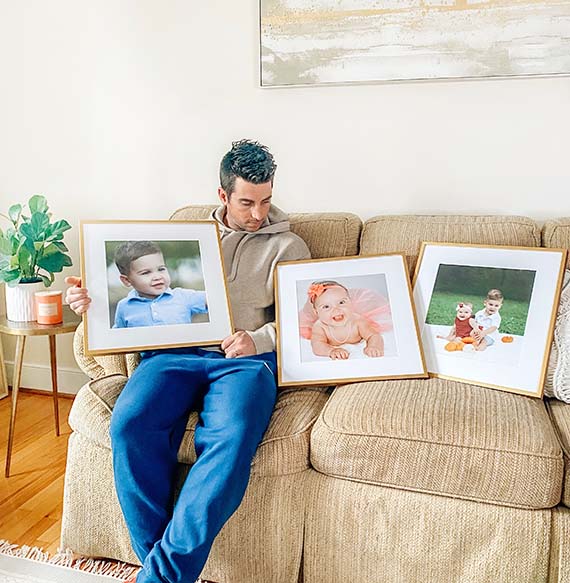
top-left (275, 254), bottom-right (427, 387)
top-left (80, 221), bottom-right (234, 355)
top-left (413, 242), bottom-right (567, 397)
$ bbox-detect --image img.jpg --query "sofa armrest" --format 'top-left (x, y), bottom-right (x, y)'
top-left (73, 321), bottom-right (141, 380)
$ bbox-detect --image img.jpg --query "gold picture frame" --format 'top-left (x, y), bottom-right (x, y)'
top-left (275, 253), bottom-right (427, 387)
top-left (80, 220), bottom-right (233, 355)
top-left (413, 242), bottom-right (567, 397)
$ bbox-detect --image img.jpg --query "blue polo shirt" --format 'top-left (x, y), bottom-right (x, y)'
top-left (113, 288), bottom-right (208, 328)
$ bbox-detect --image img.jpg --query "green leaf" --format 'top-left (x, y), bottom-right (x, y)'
top-left (0, 235), bottom-right (11, 256)
top-left (52, 240), bottom-right (68, 252)
top-left (1, 269), bottom-right (21, 285)
top-left (46, 219), bottom-right (72, 241)
top-left (8, 204), bottom-right (22, 223)
top-left (19, 222), bottom-right (35, 241)
top-left (17, 245), bottom-right (33, 276)
top-left (23, 237), bottom-right (36, 253)
top-left (39, 274), bottom-right (54, 287)
top-left (37, 243), bottom-right (73, 273)
top-left (28, 195), bottom-right (48, 214)
top-left (30, 212), bottom-right (50, 237)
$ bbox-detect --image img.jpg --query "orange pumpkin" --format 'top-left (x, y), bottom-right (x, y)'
top-left (445, 341), bottom-right (464, 352)
top-left (461, 337), bottom-right (475, 344)
top-left (501, 336), bottom-right (514, 343)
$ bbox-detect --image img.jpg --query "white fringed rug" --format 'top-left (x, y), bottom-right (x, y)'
top-left (0, 541), bottom-right (138, 583)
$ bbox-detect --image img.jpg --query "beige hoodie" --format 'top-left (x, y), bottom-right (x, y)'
top-left (211, 204), bottom-right (311, 354)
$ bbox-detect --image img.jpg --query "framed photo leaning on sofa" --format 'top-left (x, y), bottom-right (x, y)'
top-left (413, 242), bottom-right (567, 397)
top-left (80, 220), bottom-right (233, 355)
top-left (275, 254), bottom-right (428, 386)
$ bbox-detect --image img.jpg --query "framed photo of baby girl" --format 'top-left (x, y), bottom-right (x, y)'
top-left (275, 254), bottom-right (428, 386)
top-left (413, 242), bottom-right (567, 397)
top-left (80, 221), bottom-right (233, 355)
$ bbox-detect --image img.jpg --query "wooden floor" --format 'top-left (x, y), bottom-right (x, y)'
top-left (0, 391), bottom-right (74, 555)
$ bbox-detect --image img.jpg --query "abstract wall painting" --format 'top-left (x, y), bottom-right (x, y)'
top-left (260, 0), bottom-right (570, 86)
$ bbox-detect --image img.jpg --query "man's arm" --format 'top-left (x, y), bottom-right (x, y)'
top-left (222, 235), bottom-right (311, 357)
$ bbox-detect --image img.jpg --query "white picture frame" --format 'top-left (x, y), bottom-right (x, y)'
top-left (275, 254), bottom-right (427, 386)
top-left (80, 220), bottom-right (233, 355)
top-left (413, 242), bottom-right (567, 397)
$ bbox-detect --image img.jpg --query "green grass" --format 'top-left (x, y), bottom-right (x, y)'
top-left (425, 291), bottom-right (529, 336)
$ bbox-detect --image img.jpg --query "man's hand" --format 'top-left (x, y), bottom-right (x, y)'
top-left (65, 276), bottom-right (92, 315)
top-left (221, 331), bottom-right (256, 358)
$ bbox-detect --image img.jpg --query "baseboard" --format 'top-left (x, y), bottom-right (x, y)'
top-left (3, 361), bottom-right (89, 395)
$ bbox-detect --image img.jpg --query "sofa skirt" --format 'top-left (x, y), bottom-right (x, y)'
top-left (302, 470), bottom-right (560, 583)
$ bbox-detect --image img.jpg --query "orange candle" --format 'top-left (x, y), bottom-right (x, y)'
top-left (34, 290), bottom-right (63, 324)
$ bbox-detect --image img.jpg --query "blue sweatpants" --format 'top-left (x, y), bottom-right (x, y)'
top-left (109, 348), bottom-right (278, 583)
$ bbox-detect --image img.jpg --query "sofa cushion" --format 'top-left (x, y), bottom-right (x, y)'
top-left (310, 378), bottom-right (563, 509)
top-left (69, 374), bottom-right (330, 477)
top-left (360, 215), bottom-right (540, 273)
top-left (546, 399), bottom-right (570, 508)
top-left (543, 218), bottom-right (570, 268)
top-left (170, 205), bottom-right (362, 259)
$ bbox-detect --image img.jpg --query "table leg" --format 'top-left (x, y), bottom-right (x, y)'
top-left (0, 334), bottom-right (8, 400)
top-left (5, 335), bottom-right (26, 478)
top-left (48, 335), bottom-right (60, 437)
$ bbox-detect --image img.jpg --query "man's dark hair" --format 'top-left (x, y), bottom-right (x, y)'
top-left (219, 139), bottom-right (277, 196)
top-left (114, 241), bottom-right (163, 275)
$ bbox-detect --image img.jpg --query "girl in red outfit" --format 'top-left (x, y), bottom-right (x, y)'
top-left (437, 302), bottom-right (476, 342)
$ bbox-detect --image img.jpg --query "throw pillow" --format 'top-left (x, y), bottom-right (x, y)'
top-left (545, 269), bottom-right (570, 402)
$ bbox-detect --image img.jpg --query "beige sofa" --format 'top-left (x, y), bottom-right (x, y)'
top-left (61, 210), bottom-right (570, 583)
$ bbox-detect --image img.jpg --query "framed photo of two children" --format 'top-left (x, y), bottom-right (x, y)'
top-left (80, 221), bottom-right (233, 355)
top-left (413, 243), bottom-right (567, 398)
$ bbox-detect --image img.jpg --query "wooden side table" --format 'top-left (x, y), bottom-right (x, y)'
top-left (0, 306), bottom-right (81, 477)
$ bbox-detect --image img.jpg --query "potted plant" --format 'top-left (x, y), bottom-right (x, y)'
top-left (0, 194), bottom-right (73, 321)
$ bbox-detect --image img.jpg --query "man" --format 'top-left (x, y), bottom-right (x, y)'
top-left (66, 139), bottom-right (311, 583)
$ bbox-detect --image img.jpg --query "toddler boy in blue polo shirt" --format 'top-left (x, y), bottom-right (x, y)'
top-left (112, 240), bottom-right (208, 328)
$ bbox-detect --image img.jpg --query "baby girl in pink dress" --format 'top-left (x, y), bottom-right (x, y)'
top-left (298, 280), bottom-right (392, 360)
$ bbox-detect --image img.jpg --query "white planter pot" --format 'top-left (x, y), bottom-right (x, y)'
top-left (5, 281), bottom-right (45, 322)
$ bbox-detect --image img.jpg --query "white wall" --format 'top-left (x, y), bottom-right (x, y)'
top-left (1, 1), bottom-right (569, 392)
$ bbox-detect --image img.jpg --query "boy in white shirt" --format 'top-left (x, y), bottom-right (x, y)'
top-left (471, 289), bottom-right (503, 351)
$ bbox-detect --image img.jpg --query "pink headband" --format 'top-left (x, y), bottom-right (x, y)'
top-left (456, 302), bottom-right (472, 313)
top-left (308, 283), bottom-right (343, 304)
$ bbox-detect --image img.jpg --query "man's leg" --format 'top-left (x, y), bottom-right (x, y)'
top-left (137, 351), bottom-right (277, 583)
top-left (110, 351), bottom-right (208, 561)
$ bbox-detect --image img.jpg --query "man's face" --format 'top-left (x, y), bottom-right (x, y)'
top-left (218, 177), bottom-right (273, 232)
top-left (120, 253), bottom-right (171, 299)
top-left (484, 298), bottom-right (503, 315)
top-left (314, 287), bottom-right (353, 327)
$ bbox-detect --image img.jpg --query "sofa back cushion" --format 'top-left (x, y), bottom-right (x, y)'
top-left (360, 215), bottom-right (541, 273)
top-left (170, 205), bottom-right (362, 259)
top-left (543, 219), bottom-right (570, 268)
